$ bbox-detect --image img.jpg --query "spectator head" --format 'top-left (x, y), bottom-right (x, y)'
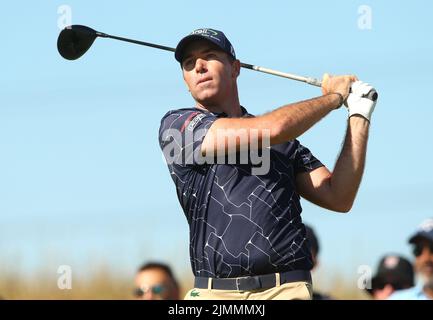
top-left (408, 218), bottom-right (433, 284)
top-left (366, 254), bottom-right (414, 300)
top-left (134, 262), bottom-right (180, 300)
top-left (305, 224), bottom-right (320, 268)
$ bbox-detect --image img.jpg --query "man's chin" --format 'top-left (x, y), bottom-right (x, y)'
top-left (195, 96), bottom-right (219, 107)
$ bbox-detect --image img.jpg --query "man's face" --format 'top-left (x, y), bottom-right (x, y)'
top-left (134, 268), bottom-right (178, 300)
top-left (181, 40), bottom-right (239, 106)
top-left (413, 238), bottom-right (433, 280)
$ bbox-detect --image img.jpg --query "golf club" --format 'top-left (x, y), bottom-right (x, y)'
top-left (57, 25), bottom-right (377, 101)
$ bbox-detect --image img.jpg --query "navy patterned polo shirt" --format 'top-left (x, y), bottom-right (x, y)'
top-left (159, 107), bottom-right (323, 278)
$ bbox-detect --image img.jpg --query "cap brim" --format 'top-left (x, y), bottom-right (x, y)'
top-left (409, 232), bottom-right (433, 244)
top-left (175, 33), bottom-right (228, 63)
top-left (175, 35), bottom-right (215, 63)
top-left (364, 275), bottom-right (383, 295)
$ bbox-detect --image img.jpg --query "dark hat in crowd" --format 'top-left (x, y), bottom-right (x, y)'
top-left (408, 218), bottom-right (433, 244)
top-left (366, 254), bottom-right (414, 295)
top-left (175, 28), bottom-right (236, 63)
top-left (305, 224), bottom-right (320, 255)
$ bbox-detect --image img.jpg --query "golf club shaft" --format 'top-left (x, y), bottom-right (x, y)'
top-left (95, 31), bottom-right (321, 87)
top-left (96, 32), bottom-right (176, 53)
top-left (240, 63), bottom-right (322, 87)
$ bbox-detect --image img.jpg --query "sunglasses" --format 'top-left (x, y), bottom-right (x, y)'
top-left (133, 284), bottom-right (168, 297)
top-left (413, 242), bottom-right (433, 257)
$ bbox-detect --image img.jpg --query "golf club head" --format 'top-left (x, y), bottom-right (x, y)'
top-left (57, 25), bottom-right (98, 60)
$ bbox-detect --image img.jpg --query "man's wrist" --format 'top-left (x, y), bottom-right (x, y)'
top-left (349, 114), bottom-right (371, 130)
top-left (328, 92), bottom-right (344, 108)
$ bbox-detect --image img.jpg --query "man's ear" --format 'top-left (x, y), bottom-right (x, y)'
top-left (232, 59), bottom-right (241, 79)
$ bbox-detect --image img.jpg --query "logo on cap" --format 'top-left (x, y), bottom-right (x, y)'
top-left (190, 28), bottom-right (220, 42)
top-left (383, 256), bottom-right (399, 269)
top-left (175, 28), bottom-right (236, 63)
top-left (191, 28), bottom-right (218, 36)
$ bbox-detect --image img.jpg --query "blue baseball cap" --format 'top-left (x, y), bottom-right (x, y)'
top-left (409, 218), bottom-right (433, 244)
top-left (175, 28), bottom-right (236, 63)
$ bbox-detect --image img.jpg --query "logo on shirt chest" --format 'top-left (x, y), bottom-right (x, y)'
top-left (187, 114), bottom-right (206, 131)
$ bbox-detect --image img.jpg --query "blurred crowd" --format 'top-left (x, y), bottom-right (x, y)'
top-left (132, 217), bottom-right (433, 300)
top-left (1, 218), bottom-right (432, 300)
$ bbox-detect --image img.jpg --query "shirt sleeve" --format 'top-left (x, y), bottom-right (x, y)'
top-left (159, 109), bottom-right (218, 166)
top-left (293, 140), bottom-right (324, 174)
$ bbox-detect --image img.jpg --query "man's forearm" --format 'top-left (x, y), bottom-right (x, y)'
top-left (202, 92), bottom-right (343, 155)
top-left (330, 115), bottom-right (370, 211)
top-left (262, 93), bottom-right (342, 145)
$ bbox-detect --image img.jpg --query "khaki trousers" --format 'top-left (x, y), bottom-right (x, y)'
top-left (184, 280), bottom-right (312, 300)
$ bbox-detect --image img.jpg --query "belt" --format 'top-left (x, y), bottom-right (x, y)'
top-left (194, 270), bottom-right (311, 291)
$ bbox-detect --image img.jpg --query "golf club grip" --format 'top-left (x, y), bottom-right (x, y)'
top-left (301, 79), bottom-right (378, 101)
top-left (310, 79), bottom-right (377, 101)
top-left (350, 88), bottom-right (378, 101)
top-left (367, 89), bottom-right (378, 101)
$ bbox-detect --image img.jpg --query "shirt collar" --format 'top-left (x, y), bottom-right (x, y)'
top-left (414, 284), bottom-right (431, 299)
top-left (210, 106), bottom-right (251, 118)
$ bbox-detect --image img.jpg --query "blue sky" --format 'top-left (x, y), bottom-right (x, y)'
top-left (1, 1), bottom-right (433, 291)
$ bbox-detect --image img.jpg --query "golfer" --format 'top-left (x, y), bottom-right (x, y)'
top-left (159, 28), bottom-right (377, 300)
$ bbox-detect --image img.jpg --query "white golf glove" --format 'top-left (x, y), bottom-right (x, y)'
top-left (346, 81), bottom-right (377, 122)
